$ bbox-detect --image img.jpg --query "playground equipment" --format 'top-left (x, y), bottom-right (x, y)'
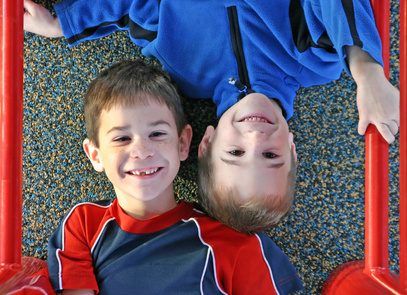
top-left (323, 0), bottom-right (406, 294)
top-left (0, 0), bottom-right (24, 282)
top-left (0, 0), bottom-right (52, 293)
top-left (0, 0), bottom-right (405, 293)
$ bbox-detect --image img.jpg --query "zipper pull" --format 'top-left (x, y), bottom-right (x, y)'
top-left (228, 77), bottom-right (247, 94)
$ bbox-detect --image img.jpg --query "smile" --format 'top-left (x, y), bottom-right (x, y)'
top-left (239, 114), bottom-right (273, 124)
top-left (126, 167), bottom-right (163, 177)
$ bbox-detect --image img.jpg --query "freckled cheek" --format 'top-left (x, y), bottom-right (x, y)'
top-left (272, 133), bottom-right (288, 148)
top-left (155, 139), bottom-right (179, 149)
top-left (102, 151), bottom-right (127, 166)
top-left (105, 150), bottom-right (125, 162)
top-left (104, 145), bottom-right (126, 153)
top-left (163, 145), bottom-right (181, 158)
top-left (163, 142), bottom-right (184, 160)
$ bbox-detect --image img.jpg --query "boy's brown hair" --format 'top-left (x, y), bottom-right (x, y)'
top-left (198, 144), bottom-right (297, 233)
top-left (84, 60), bottom-right (186, 146)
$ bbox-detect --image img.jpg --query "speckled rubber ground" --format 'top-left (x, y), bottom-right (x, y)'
top-left (22, 1), bottom-right (401, 293)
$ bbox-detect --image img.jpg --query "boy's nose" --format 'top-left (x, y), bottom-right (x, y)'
top-left (244, 129), bottom-right (269, 141)
top-left (129, 140), bottom-right (154, 159)
top-left (239, 122), bottom-right (277, 136)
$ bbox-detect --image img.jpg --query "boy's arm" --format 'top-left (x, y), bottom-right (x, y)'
top-left (231, 234), bottom-right (303, 294)
top-left (346, 45), bottom-right (399, 143)
top-left (308, 0), bottom-right (399, 143)
top-left (24, 0), bottom-right (158, 48)
top-left (24, 0), bottom-right (62, 37)
top-left (47, 205), bottom-right (99, 293)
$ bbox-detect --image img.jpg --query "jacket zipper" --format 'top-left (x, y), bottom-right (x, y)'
top-left (227, 6), bottom-right (252, 98)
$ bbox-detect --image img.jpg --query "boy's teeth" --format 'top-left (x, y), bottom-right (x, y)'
top-left (243, 116), bottom-right (269, 123)
top-left (131, 168), bottom-right (159, 176)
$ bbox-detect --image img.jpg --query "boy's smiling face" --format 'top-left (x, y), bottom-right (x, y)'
top-left (84, 99), bottom-right (192, 217)
top-left (199, 93), bottom-right (296, 202)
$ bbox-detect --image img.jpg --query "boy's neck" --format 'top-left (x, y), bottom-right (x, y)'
top-left (233, 93), bottom-right (285, 118)
top-left (116, 187), bottom-right (178, 220)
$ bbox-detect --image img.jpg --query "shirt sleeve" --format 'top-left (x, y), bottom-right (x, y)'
top-left (47, 205), bottom-right (98, 293)
top-left (232, 233), bottom-right (303, 295)
top-left (307, 0), bottom-right (383, 73)
top-left (53, 0), bottom-right (159, 47)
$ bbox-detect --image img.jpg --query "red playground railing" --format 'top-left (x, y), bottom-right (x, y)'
top-left (323, 0), bottom-right (406, 294)
top-left (0, 0), bottom-right (405, 294)
top-left (0, 0), bottom-right (51, 293)
top-left (0, 0), bottom-right (24, 282)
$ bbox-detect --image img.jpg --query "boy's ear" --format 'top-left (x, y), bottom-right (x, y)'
top-left (179, 124), bottom-right (193, 161)
top-left (83, 138), bottom-right (104, 172)
top-left (198, 126), bottom-right (215, 158)
top-left (288, 132), bottom-right (297, 162)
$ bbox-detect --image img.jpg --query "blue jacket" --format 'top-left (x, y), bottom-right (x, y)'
top-left (55, 0), bottom-right (382, 119)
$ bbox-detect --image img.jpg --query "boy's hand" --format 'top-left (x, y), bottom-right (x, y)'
top-left (356, 70), bottom-right (399, 144)
top-left (347, 46), bottom-right (400, 144)
top-left (24, 0), bottom-right (63, 37)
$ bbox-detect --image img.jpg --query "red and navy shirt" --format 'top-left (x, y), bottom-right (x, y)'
top-left (47, 200), bottom-right (303, 294)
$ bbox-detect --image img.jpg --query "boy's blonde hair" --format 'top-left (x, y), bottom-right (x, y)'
top-left (198, 144), bottom-right (297, 233)
top-left (84, 60), bottom-right (186, 146)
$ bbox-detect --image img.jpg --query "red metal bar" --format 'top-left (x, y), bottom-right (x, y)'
top-left (364, 125), bottom-right (389, 271)
top-left (0, 2), bottom-right (51, 290)
top-left (0, 0), bottom-right (24, 283)
top-left (365, 0), bottom-right (391, 273)
top-left (322, 1), bottom-right (404, 293)
top-left (400, 0), bottom-right (407, 291)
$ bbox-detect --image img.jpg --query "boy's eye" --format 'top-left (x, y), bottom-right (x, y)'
top-left (113, 136), bottom-right (131, 142)
top-left (150, 131), bottom-right (166, 138)
top-left (263, 152), bottom-right (277, 159)
top-left (228, 150), bottom-right (245, 156)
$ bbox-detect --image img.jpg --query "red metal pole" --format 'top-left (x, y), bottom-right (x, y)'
top-left (322, 1), bottom-right (403, 293)
top-left (0, 0), bottom-right (24, 281)
top-left (365, 0), bottom-right (390, 273)
top-left (400, 0), bottom-right (407, 291)
top-left (364, 127), bottom-right (389, 271)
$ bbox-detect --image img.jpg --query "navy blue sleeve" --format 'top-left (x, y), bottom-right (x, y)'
top-left (257, 233), bottom-right (304, 294)
top-left (47, 220), bottom-right (64, 290)
top-left (54, 0), bottom-right (159, 47)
